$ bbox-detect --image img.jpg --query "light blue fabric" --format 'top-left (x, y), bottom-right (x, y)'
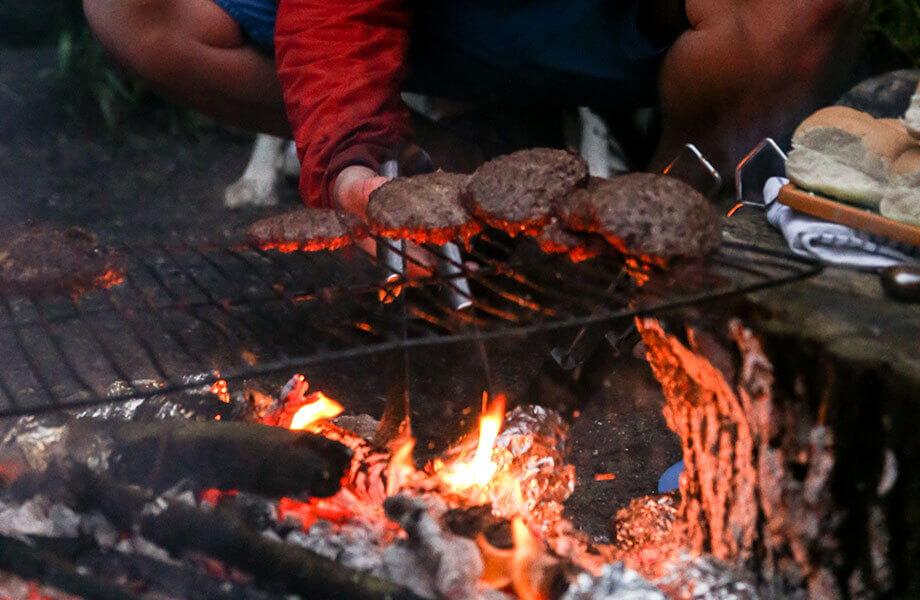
top-left (658, 460), bottom-right (684, 493)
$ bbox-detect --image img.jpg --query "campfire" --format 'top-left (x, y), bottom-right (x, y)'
top-left (193, 372), bottom-right (679, 600)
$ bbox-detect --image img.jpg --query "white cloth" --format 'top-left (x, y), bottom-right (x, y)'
top-left (764, 177), bottom-right (920, 270)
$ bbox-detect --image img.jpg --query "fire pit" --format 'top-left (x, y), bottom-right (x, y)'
top-left (0, 224), bottom-right (896, 600)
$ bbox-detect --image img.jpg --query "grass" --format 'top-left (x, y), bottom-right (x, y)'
top-left (868, 0), bottom-right (920, 66)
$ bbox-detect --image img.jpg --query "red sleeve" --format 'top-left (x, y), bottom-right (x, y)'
top-left (275, 0), bottom-right (413, 207)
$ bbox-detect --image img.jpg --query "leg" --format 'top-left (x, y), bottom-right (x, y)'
top-left (653, 0), bottom-right (868, 176)
top-left (224, 134), bottom-right (286, 208)
top-left (83, 0), bottom-right (289, 136)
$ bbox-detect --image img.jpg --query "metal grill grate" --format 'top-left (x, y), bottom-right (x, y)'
top-left (0, 231), bottom-right (820, 417)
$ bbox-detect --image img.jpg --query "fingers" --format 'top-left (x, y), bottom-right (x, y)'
top-left (331, 165), bottom-right (388, 220)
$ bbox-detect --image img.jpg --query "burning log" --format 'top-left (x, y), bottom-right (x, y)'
top-left (637, 310), bottom-right (913, 598)
top-left (69, 420), bottom-right (352, 498)
top-left (63, 466), bottom-right (428, 600)
top-left (0, 534), bottom-right (140, 600)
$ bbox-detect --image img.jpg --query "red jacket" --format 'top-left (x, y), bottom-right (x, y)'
top-left (275, 0), bottom-right (413, 207)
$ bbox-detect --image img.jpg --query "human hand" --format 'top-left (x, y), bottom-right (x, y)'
top-left (332, 164), bottom-right (435, 277)
top-left (331, 165), bottom-right (389, 221)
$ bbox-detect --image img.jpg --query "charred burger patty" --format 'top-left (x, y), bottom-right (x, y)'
top-left (465, 148), bottom-right (589, 235)
top-left (246, 208), bottom-right (365, 252)
top-left (367, 172), bottom-right (480, 244)
top-left (0, 225), bottom-right (118, 296)
top-left (558, 173), bottom-right (721, 260)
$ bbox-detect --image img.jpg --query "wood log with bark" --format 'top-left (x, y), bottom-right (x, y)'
top-left (630, 202), bottom-right (920, 599)
top-left (65, 420), bottom-right (352, 498)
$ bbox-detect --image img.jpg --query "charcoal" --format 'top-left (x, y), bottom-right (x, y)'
top-left (64, 467), bottom-right (427, 600)
top-left (94, 420), bottom-right (352, 498)
top-left (0, 534), bottom-right (140, 600)
top-left (216, 491), bottom-right (278, 532)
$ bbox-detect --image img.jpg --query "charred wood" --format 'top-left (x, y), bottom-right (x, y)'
top-left (0, 534), bottom-right (140, 600)
top-left (71, 420), bottom-right (352, 498)
top-left (64, 466), bottom-right (427, 600)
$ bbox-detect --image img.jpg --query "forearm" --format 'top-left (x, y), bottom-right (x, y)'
top-left (654, 0), bottom-right (867, 171)
top-left (275, 0), bottom-right (412, 207)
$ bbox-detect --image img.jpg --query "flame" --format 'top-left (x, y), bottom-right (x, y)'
top-left (440, 392), bottom-right (506, 491)
top-left (289, 392), bottom-right (344, 431)
top-left (511, 517), bottom-right (554, 600)
top-left (386, 437), bottom-right (416, 496)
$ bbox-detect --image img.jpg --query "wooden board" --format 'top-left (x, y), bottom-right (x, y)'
top-left (777, 184), bottom-right (920, 248)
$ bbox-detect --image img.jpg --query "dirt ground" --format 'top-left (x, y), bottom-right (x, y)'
top-left (0, 47), bottom-right (299, 245)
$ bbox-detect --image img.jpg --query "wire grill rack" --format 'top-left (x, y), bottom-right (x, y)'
top-left (0, 231), bottom-right (820, 417)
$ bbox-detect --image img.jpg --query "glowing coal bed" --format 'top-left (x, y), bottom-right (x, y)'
top-left (0, 355), bottom-right (763, 600)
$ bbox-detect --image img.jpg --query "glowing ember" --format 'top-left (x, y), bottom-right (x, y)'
top-left (289, 392), bottom-right (344, 431)
top-left (210, 379), bottom-right (230, 403)
top-left (439, 392), bottom-right (506, 491)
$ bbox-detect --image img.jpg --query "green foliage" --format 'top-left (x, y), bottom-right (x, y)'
top-left (52, 0), bottom-right (203, 132)
top-left (869, 0), bottom-right (920, 66)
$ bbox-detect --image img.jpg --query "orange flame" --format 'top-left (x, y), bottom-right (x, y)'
top-left (440, 392), bottom-right (506, 491)
top-left (386, 437), bottom-right (416, 496)
top-left (511, 517), bottom-right (554, 600)
top-left (289, 392), bottom-right (344, 431)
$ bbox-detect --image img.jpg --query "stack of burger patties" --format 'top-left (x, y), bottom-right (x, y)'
top-left (785, 81), bottom-right (920, 227)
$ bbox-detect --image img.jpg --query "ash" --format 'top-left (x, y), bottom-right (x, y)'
top-left (563, 563), bottom-right (666, 600)
top-left (657, 556), bottom-right (760, 600)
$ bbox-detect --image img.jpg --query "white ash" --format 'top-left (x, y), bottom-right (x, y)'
top-left (656, 556), bottom-right (759, 600)
top-left (0, 496), bottom-right (80, 538)
top-left (562, 563), bottom-right (666, 600)
top-left (385, 494), bottom-right (484, 600)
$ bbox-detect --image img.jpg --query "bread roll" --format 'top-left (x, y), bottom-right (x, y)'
top-left (905, 81), bottom-right (920, 140)
top-left (880, 188), bottom-right (920, 226)
top-left (786, 107), bottom-right (915, 208)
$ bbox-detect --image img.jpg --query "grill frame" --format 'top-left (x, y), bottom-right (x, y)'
top-left (0, 232), bottom-right (821, 417)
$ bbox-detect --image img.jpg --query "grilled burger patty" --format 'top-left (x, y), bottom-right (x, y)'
top-left (367, 172), bottom-right (480, 244)
top-left (0, 225), bottom-right (118, 296)
top-left (465, 148), bottom-right (589, 235)
top-left (558, 173), bottom-right (721, 259)
top-left (246, 208), bottom-right (365, 252)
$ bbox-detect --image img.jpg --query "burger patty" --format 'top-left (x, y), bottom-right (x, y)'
top-left (367, 172), bottom-right (481, 245)
top-left (558, 173), bottom-right (722, 260)
top-left (465, 148), bottom-right (589, 235)
top-left (0, 225), bottom-right (119, 296)
top-left (246, 208), bottom-right (365, 252)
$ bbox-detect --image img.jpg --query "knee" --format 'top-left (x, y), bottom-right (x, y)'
top-left (82, 0), bottom-right (173, 78)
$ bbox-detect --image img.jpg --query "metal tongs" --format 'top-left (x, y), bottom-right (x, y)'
top-left (377, 150), bottom-right (473, 310)
top-left (734, 137), bottom-right (920, 302)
